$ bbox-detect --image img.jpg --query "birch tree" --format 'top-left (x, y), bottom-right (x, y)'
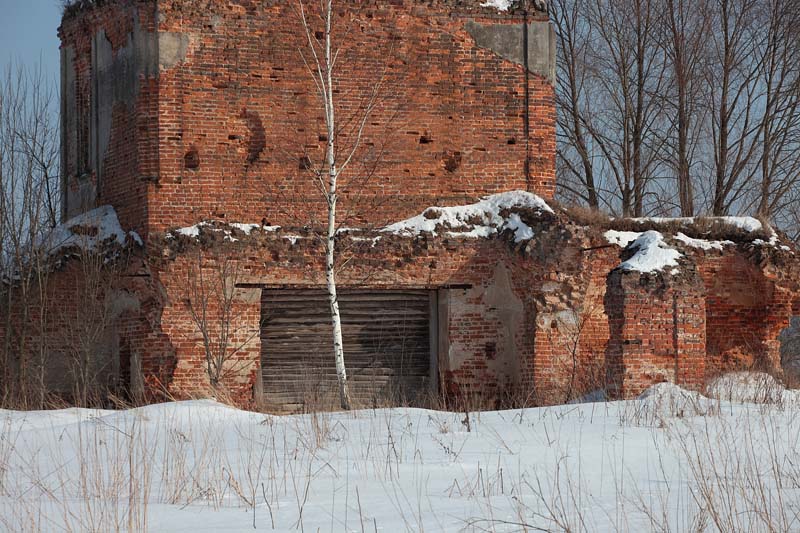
top-left (297, 0), bottom-right (384, 410)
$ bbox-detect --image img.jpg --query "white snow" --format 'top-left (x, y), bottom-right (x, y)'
top-left (383, 190), bottom-right (552, 242)
top-left (753, 234), bottom-right (782, 247)
top-left (172, 222), bottom-right (280, 239)
top-left (618, 230), bottom-right (682, 273)
top-left (604, 230), bottom-right (642, 248)
top-left (129, 231), bottom-right (144, 246)
top-left (674, 232), bottom-right (732, 251)
top-left (505, 213), bottom-right (534, 242)
top-left (2, 382), bottom-right (800, 532)
top-left (606, 217), bottom-right (784, 251)
top-left (351, 235), bottom-right (383, 246)
top-left (632, 215), bottom-right (768, 234)
top-left (42, 205), bottom-right (137, 255)
top-left (706, 372), bottom-right (800, 404)
top-left (229, 223), bottom-right (261, 235)
top-left (717, 215), bottom-right (766, 233)
top-left (481, 0), bottom-right (511, 10)
top-left (176, 222), bottom-right (207, 238)
top-left (631, 216), bottom-right (694, 225)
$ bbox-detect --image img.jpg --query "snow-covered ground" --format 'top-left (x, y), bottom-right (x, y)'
top-left (1, 377), bottom-right (799, 532)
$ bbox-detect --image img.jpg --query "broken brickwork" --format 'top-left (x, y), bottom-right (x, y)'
top-left (4, 209), bottom-right (800, 408)
top-left (8, 0), bottom-right (794, 409)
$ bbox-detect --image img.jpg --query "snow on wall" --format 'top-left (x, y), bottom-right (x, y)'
top-left (42, 205), bottom-right (138, 255)
top-left (618, 231), bottom-right (682, 274)
top-left (480, 0), bottom-right (512, 10)
top-left (674, 232), bottom-right (732, 251)
top-left (382, 190), bottom-right (552, 242)
top-left (171, 222), bottom-right (281, 241)
top-left (604, 230), bottom-right (642, 248)
top-left (630, 215), bottom-right (770, 234)
top-left (604, 215), bottom-right (789, 273)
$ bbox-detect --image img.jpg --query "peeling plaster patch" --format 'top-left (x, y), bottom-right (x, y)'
top-left (80, 10), bottom-right (190, 198)
top-left (483, 264), bottom-right (524, 380)
top-left (88, 9), bottom-right (167, 191)
top-left (447, 264), bottom-right (523, 382)
top-left (108, 290), bottom-right (141, 318)
top-left (158, 32), bottom-right (190, 69)
top-left (781, 317), bottom-right (800, 378)
top-left (465, 20), bottom-right (556, 83)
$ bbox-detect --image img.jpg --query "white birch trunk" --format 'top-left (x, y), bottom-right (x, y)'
top-left (322, 0), bottom-right (352, 410)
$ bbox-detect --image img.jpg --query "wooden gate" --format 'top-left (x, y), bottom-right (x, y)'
top-left (260, 289), bottom-right (436, 410)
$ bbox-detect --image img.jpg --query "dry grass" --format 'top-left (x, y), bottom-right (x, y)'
top-left (1, 380), bottom-right (799, 532)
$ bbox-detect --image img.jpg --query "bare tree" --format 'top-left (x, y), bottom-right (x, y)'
top-left (551, 0), bottom-right (600, 209)
top-left (753, 0), bottom-right (800, 220)
top-left (0, 62), bottom-right (60, 407)
top-left (659, 0), bottom-right (710, 216)
top-left (551, 0), bottom-right (800, 240)
top-left (555, 0), bottom-right (668, 216)
top-left (705, 0), bottom-right (763, 216)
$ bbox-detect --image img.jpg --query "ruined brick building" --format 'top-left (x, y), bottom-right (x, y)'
top-left (9, 0), bottom-right (800, 409)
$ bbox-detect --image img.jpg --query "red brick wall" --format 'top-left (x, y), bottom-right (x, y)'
top-left (605, 269), bottom-right (706, 399)
top-left (59, 1), bottom-right (157, 234)
top-left (529, 247), bottom-right (615, 402)
top-left (60, 0), bottom-right (556, 237)
top-left (0, 256), bottom-right (136, 403)
top-left (698, 253), bottom-right (790, 374)
top-left (146, 233), bottom-right (542, 406)
top-left (5, 231), bottom-right (799, 408)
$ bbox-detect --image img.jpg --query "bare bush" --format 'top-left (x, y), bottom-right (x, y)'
top-left (0, 61), bottom-right (60, 408)
top-left (185, 252), bottom-right (261, 393)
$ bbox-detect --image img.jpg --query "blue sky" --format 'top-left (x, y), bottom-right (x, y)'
top-left (0, 0), bottom-right (62, 83)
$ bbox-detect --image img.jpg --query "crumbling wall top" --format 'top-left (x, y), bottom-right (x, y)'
top-left (61, 0), bottom-right (548, 23)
